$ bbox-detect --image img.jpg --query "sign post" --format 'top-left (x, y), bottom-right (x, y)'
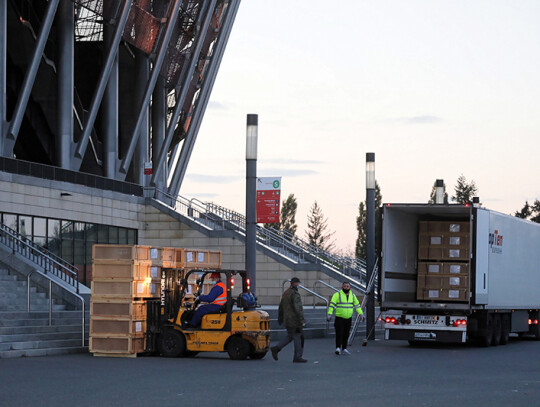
top-left (256, 177), bottom-right (281, 224)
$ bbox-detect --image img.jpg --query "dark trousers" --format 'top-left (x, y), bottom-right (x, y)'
top-left (334, 316), bottom-right (352, 350)
top-left (275, 326), bottom-right (304, 359)
top-left (189, 304), bottom-right (221, 326)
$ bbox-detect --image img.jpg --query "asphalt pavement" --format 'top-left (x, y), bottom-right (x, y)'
top-left (1, 336), bottom-right (539, 407)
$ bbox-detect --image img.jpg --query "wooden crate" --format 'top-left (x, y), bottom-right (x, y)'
top-left (149, 247), bottom-right (163, 266)
top-left (89, 335), bottom-right (145, 355)
top-left (92, 260), bottom-right (152, 280)
top-left (91, 279), bottom-right (160, 299)
top-left (90, 317), bottom-right (147, 336)
top-left (174, 248), bottom-right (185, 268)
top-left (92, 244), bottom-right (152, 261)
top-left (162, 247), bottom-right (176, 268)
top-left (90, 299), bottom-right (146, 319)
top-left (183, 249), bottom-right (222, 269)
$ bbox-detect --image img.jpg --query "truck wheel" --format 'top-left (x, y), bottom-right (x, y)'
top-left (491, 315), bottom-right (501, 346)
top-left (159, 329), bottom-right (186, 357)
top-left (478, 315), bottom-right (493, 347)
top-left (500, 314), bottom-right (510, 345)
top-left (227, 336), bottom-right (250, 360)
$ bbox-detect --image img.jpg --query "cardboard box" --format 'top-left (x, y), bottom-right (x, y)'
top-left (419, 221), bottom-right (470, 234)
top-left (417, 288), bottom-right (468, 302)
top-left (417, 273), bottom-right (469, 290)
top-left (418, 247), bottom-right (470, 261)
top-left (90, 299), bottom-right (146, 319)
top-left (418, 261), bottom-right (470, 275)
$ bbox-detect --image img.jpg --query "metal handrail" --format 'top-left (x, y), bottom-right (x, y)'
top-left (281, 279), bottom-right (329, 310)
top-left (27, 269), bottom-right (86, 347)
top-left (0, 223), bottom-right (79, 292)
top-left (312, 280), bottom-right (338, 308)
top-left (348, 257), bottom-right (379, 346)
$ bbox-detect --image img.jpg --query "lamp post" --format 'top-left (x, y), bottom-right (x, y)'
top-left (366, 152), bottom-right (375, 340)
top-left (435, 179), bottom-right (444, 204)
top-left (246, 114), bottom-right (258, 294)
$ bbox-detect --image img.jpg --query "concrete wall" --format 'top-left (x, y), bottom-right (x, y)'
top-left (0, 174), bottom-right (344, 305)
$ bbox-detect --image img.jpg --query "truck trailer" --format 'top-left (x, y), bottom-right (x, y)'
top-left (380, 203), bottom-right (540, 346)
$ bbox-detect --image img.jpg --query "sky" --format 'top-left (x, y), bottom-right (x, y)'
top-left (180, 0), bottom-right (540, 254)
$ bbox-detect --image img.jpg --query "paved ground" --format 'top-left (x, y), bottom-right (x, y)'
top-left (1, 336), bottom-right (539, 407)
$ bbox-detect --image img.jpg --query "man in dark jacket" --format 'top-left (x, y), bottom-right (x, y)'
top-left (271, 277), bottom-right (307, 363)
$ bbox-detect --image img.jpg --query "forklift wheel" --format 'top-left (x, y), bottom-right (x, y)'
top-left (159, 329), bottom-right (186, 358)
top-left (226, 337), bottom-right (250, 360)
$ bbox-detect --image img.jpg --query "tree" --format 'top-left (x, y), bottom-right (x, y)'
top-left (280, 194), bottom-right (298, 236)
top-left (264, 193), bottom-right (298, 235)
top-left (428, 180), bottom-right (449, 204)
top-left (452, 174), bottom-right (478, 204)
top-left (515, 200), bottom-right (540, 223)
top-left (306, 201), bottom-right (335, 252)
top-left (355, 181), bottom-right (382, 259)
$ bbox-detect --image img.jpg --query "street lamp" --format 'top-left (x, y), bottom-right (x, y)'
top-left (245, 114), bottom-right (258, 294)
top-left (435, 179), bottom-right (444, 204)
top-left (366, 152), bottom-right (375, 340)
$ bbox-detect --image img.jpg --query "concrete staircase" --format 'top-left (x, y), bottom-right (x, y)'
top-left (0, 268), bottom-right (89, 358)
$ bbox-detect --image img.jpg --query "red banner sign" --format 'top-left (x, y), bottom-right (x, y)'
top-left (256, 177), bottom-right (281, 224)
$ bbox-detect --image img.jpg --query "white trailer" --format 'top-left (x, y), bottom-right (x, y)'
top-left (380, 203), bottom-right (540, 346)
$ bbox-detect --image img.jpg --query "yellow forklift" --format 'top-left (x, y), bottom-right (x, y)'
top-left (146, 269), bottom-right (270, 360)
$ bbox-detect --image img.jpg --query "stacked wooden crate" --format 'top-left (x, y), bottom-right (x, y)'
top-left (417, 221), bottom-right (470, 302)
top-left (89, 245), bottom-right (223, 356)
top-left (89, 244), bottom-right (159, 357)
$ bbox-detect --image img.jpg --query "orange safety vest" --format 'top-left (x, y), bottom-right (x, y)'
top-left (212, 282), bottom-right (227, 306)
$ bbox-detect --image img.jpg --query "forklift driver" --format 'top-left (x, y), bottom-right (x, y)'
top-left (187, 273), bottom-right (227, 327)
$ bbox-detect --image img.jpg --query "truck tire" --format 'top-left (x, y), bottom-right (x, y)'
top-left (159, 329), bottom-right (186, 357)
top-left (491, 315), bottom-right (502, 346)
top-left (227, 336), bottom-right (250, 360)
top-left (478, 314), bottom-right (493, 347)
top-left (500, 314), bottom-right (510, 345)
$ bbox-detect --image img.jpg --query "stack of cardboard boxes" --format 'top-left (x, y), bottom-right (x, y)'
top-left (89, 245), bottom-right (222, 357)
top-left (417, 221), bottom-right (470, 302)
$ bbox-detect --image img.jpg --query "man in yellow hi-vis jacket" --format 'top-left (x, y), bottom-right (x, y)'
top-left (327, 282), bottom-right (364, 355)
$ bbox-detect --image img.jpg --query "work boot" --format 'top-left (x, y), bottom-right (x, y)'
top-left (293, 357), bottom-right (308, 363)
top-left (271, 346), bottom-right (279, 361)
top-left (335, 347), bottom-right (341, 355)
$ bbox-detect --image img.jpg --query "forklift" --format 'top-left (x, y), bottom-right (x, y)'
top-left (146, 269), bottom-right (270, 360)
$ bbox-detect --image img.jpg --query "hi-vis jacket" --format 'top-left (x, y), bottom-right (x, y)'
top-left (328, 290), bottom-right (363, 319)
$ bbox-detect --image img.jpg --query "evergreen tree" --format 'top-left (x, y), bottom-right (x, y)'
top-left (280, 194), bottom-right (298, 236)
top-left (355, 181), bottom-right (382, 259)
top-left (428, 180), bottom-right (449, 204)
top-left (515, 200), bottom-right (540, 223)
top-left (306, 201), bottom-right (335, 252)
top-left (452, 174), bottom-right (478, 204)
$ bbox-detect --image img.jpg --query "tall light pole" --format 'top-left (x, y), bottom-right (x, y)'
top-left (435, 179), bottom-right (444, 204)
top-left (366, 152), bottom-right (375, 340)
top-left (245, 114), bottom-right (258, 294)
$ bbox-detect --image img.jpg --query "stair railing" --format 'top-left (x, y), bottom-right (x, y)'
top-left (0, 223), bottom-right (79, 293)
top-left (154, 189), bottom-right (370, 287)
top-left (27, 269), bottom-right (85, 347)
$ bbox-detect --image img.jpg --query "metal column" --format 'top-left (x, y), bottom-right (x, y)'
top-left (0, 0), bottom-right (6, 154)
top-left (57, 0), bottom-right (74, 168)
top-left (150, 0), bottom-right (217, 188)
top-left (132, 50), bottom-right (150, 185)
top-left (169, 0), bottom-right (241, 197)
top-left (6, 0), bottom-right (60, 154)
top-left (151, 76), bottom-right (167, 191)
top-left (102, 3), bottom-right (119, 179)
top-left (119, 0), bottom-right (183, 176)
top-left (75, 0), bottom-right (132, 168)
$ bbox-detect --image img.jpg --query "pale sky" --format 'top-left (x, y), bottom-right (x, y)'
top-left (180, 0), bottom-right (540, 254)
